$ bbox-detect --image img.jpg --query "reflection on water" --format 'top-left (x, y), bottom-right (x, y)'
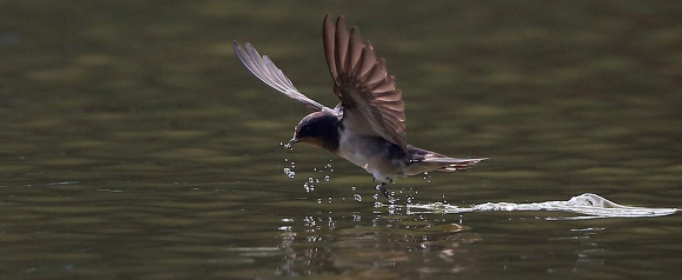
top-left (1, 0), bottom-right (682, 279)
top-left (258, 210), bottom-right (480, 277)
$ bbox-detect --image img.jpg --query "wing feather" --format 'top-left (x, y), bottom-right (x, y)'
top-left (334, 17), bottom-right (349, 79)
top-left (357, 44), bottom-right (377, 78)
top-left (323, 15), bottom-right (408, 152)
top-left (233, 41), bottom-right (327, 111)
top-left (365, 59), bottom-right (388, 86)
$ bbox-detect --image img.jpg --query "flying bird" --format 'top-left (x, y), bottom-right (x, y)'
top-left (233, 15), bottom-right (486, 202)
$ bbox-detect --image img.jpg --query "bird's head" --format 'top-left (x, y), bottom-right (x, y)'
top-left (287, 112), bottom-right (339, 151)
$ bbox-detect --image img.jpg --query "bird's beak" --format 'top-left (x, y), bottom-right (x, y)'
top-left (287, 137), bottom-right (300, 147)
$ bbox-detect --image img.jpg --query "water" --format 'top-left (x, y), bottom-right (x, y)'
top-left (406, 193), bottom-right (677, 219)
top-left (1, 1), bottom-right (682, 279)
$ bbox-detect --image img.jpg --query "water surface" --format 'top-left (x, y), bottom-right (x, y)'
top-left (1, 1), bottom-right (681, 279)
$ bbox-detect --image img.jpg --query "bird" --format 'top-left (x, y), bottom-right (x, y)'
top-left (233, 15), bottom-right (486, 203)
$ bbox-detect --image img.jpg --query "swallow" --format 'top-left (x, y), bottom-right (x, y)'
top-left (233, 15), bottom-right (487, 202)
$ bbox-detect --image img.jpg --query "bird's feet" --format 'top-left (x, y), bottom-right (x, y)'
top-left (376, 183), bottom-right (396, 204)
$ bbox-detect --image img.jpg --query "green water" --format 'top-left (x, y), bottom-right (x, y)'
top-left (1, 1), bottom-right (681, 279)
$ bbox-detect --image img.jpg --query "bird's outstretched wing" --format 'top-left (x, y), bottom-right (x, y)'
top-left (323, 15), bottom-right (408, 153)
top-left (233, 40), bottom-right (327, 112)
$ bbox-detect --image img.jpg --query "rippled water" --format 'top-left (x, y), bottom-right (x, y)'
top-left (406, 193), bottom-right (677, 219)
top-left (1, 1), bottom-right (681, 279)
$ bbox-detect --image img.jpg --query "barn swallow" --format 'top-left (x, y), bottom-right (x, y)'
top-left (233, 15), bottom-right (486, 203)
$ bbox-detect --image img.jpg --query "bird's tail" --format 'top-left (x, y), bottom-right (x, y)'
top-left (407, 146), bottom-right (487, 174)
top-left (426, 157), bottom-right (488, 172)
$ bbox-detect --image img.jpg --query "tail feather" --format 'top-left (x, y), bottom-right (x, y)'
top-left (407, 145), bottom-right (487, 173)
top-left (426, 157), bottom-right (488, 172)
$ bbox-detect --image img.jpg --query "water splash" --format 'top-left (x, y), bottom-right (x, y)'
top-left (282, 167), bottom-right (295, 179)
top-left (303, 182), bottom-right (315, 193)
top-left (405, 193), bottom-right (677, 219)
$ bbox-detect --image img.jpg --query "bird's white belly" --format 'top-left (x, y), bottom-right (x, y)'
top-left (337, 132), bottom-right (398, 183)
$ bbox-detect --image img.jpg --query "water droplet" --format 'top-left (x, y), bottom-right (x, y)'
top-left (351, 186), bottom-right (356, 191)
top-left (372, 194), bottom-right (379, 200)
top-left (308, 177), bottom-right (314, 184)
top-left (353, 194), bottom-right (362, 202)
top-left (279, 142), bottom-right (284, 146)
top-left (317, 198), bottom-right (322, 204)
top-left (301, 182), bottom-right (315, 192)
top-left (284, 167), bottom-right (296, 178)
top-left (324, 175), bottom-right (330, 181)
top-left (423, 171), bottom-right (432, 182)
top-left (328, 197), bottom-right (332, 203)
top-left (330, 168), bottom-right (334, 173)
top-left (315, 179), bottom-right (320, 184)
top-left (313, 167), bottom-right (317, 172)
top-left (291, 162), bottom-right (296, 168)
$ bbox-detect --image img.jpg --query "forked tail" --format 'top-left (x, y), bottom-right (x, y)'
top-left (407, 146), bottom-right (487, 173)
top-left (429, 157), bottom-right (487, 172)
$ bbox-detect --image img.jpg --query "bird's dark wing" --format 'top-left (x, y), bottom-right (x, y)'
top-left (233, 40), bottom-right (327, 111)
top-left (323, 15), bottom-right (408, 153)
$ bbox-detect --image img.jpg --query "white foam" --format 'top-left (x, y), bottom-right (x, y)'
top-left (404, 193), bottom-right (677, 219)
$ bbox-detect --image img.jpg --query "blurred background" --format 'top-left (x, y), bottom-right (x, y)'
top-left (1, 1), bottom-right (681, 279)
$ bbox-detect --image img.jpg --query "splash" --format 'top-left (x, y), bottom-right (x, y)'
top-left (405, 193), bottom-right (677, 219)
top-left (282, 167), bottom-right (296, 179)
